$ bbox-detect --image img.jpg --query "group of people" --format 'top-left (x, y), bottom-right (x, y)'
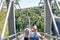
top-left (23, 25), bottom-right (47, 40)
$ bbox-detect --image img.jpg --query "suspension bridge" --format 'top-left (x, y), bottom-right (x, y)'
top-left (0, 0), bottom-right (60, 40)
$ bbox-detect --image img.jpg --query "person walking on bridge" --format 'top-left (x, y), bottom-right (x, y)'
top-left (24, 25), bottom-right (31, 40)
top-left (30, 25), bottom-right (47, 40)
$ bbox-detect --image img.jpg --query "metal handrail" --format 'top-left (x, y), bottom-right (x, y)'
top-left (4, 32), bottom-right (23, 40)
top-left (47, 34), bottom-right (60, 39)
top-left (1, 0), bottom-right (14, 40)
top-left (40, 32), bottom-right (60, 39)
top-left (3, 32), bottom-right (60, 40)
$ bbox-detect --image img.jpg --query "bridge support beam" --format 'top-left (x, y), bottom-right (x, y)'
top-left (8, 1), bottom-right (15, 36)
top-left (44, 0), bottom-right (52, 40)
top-left (6, 0), bottom-right (15, 40)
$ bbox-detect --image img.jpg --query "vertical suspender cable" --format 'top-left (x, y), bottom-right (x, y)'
top-left (13, 1), bottom-right (16, 34)
top-left (1, 0), bottom-right (13, 39)
top-left (47, 0), bottom-right (59, 36)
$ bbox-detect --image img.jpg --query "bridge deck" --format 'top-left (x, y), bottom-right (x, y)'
top-left (12, 34), bottom-right (48, 40)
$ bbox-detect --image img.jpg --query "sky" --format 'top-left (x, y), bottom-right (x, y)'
top-left (0, 0), bottom-right (60, 9)
top-left (18, 0), bottom-right (60, 9)
top-left (20, 0), bottom-right (40, 8)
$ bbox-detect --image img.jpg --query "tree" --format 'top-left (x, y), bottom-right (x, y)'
top-left (15, 7), bottom-right (44, 32)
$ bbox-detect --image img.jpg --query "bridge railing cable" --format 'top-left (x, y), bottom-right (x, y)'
top-left (3, 32), bottom-right (60, 40)
top-left (1, 0), bottom-right (14, 40)
top-left (3, 32), bottom-right (23, 40)
top-left (40, 32), bottom-right (60, 39)
top-left (47, 0), bottom-right (60, 37)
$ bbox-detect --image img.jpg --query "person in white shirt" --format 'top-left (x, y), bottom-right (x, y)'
top-left (24, 25), bottom-right (31, 40)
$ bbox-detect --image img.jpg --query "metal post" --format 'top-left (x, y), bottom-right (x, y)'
top-left (14, 1), bottom-right (19, 40)
top-left (13, 0), bottom-right (16, 35)
top-left (44, 0), bottom-right (52, 40)
top-left (8, 1), bottom-right (15, 40)
top-left (45, 0), bottom-right (60, 40)
top-left (1, 0), bottom-right (14, 40)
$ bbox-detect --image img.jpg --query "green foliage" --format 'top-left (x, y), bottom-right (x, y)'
top-left (15, 7), bottom-right (44, 32)
top-left (52, 2), bottom-right (60, 16)
top-left (0, 10), bottom-right (8, 37)
top-left (0, 10), bottom-right (6, 33)
top-left (16, 0), bottom-right (19, 3)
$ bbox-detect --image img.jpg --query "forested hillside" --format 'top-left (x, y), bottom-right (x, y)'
top-left (15, 2), bottom-right (60, 33)
top-left (15, 7), bottom-right (44, 32)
